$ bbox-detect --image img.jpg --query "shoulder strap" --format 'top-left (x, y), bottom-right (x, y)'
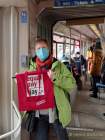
top-left (53, 57), bottom-right (58, 63)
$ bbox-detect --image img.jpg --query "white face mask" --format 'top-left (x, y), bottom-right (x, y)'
top-left (77, 54), bottom-right (80, 58)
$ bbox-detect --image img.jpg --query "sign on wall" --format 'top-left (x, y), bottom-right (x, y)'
top-left (20, 10), bottom-right (28, 23)
top-left (21, 55), bottom-right (28, 67)
top-left (54, 0), bottom-right (105, 7)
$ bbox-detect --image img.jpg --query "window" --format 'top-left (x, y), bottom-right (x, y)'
top-left (53, 43), bottom-right (57, 58)
top-left (53, 34), bottom-right (80, 59)
top-left (71, 39), bottom-right (75, 44)
top-left (65, 44), bottom-right (70, 57)
top-left (66, 38), bottom-right (70, 44)
top-left (53, 35), bottom-right (64, 43)
top-left (75, 40), bottom-right (80, 53)
top-left (57, 43), bottom-right (64, 59)
top-left (75, 40), bottom-right (80, 46)
top-left (71, 45), bottom-right (74, 54)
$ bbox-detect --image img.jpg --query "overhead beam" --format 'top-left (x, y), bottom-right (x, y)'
top-left (88, 25), bottom-right (100, 38)
top-left (70, 27), bottom-right (92, 40)
top-left (58, 22), bottom-right (92, 40)
top-left (0, 0), bottom-right (27, 7)
top-left (66, 17), bottom-right (104, 26)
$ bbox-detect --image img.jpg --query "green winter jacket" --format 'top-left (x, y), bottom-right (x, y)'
top-left (29, 58), bottom-right (76, 127)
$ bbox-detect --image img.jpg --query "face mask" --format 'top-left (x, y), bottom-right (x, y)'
top-left (77, 54), bottom-right (80, 58)
top-left (36, 48), bottom-right (49, 61)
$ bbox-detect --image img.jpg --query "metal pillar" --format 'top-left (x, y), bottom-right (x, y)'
top-left (70, 27), bottom-right (71, 60)
top-left (10, 7), bottom-right (14, 136)
top-left (80, 33), bottom-right (82, 54)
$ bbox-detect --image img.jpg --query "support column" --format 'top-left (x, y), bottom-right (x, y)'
top-left (0, 7), bottom-right (19, 140)
top-left (0, 8), bottom-right (12, 138)
top-left (18, 8), bottom-right (29, 72)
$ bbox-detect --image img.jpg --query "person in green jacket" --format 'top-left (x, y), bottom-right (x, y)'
top-left (29, 39), bottom-right (76, 140)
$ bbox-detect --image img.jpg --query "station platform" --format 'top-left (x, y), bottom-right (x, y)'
top-left (69, 82), bottom-right (105, 140)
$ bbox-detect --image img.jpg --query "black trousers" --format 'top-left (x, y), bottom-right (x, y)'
top-left (32, 115), bottom-right (69, 140)
top-left (92, 75), bottom-right (101, 97)
top-left (90, 75), bottom-right (93, 89)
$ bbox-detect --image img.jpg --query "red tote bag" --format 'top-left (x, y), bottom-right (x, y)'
top-left (16, 70), bottom-right (55, 111)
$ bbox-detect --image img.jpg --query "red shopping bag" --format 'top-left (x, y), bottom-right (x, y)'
top-left (16, 70), bottom-right (55, 111)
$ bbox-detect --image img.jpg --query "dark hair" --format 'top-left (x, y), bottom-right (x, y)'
top-left (90, 46), bottom-right (94, 51)
top-left (95, 39), bottom-right (102, 50)
top-left (76, 52), bottom-right (80, 54)
top-left (35, 39), bottom-right (48, 46)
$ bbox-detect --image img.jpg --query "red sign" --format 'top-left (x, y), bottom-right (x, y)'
top-left (16, 70), bottom-right (55, 111)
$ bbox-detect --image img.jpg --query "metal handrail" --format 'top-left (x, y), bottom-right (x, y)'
top-left (0, 101), bottom-right (21, 139)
